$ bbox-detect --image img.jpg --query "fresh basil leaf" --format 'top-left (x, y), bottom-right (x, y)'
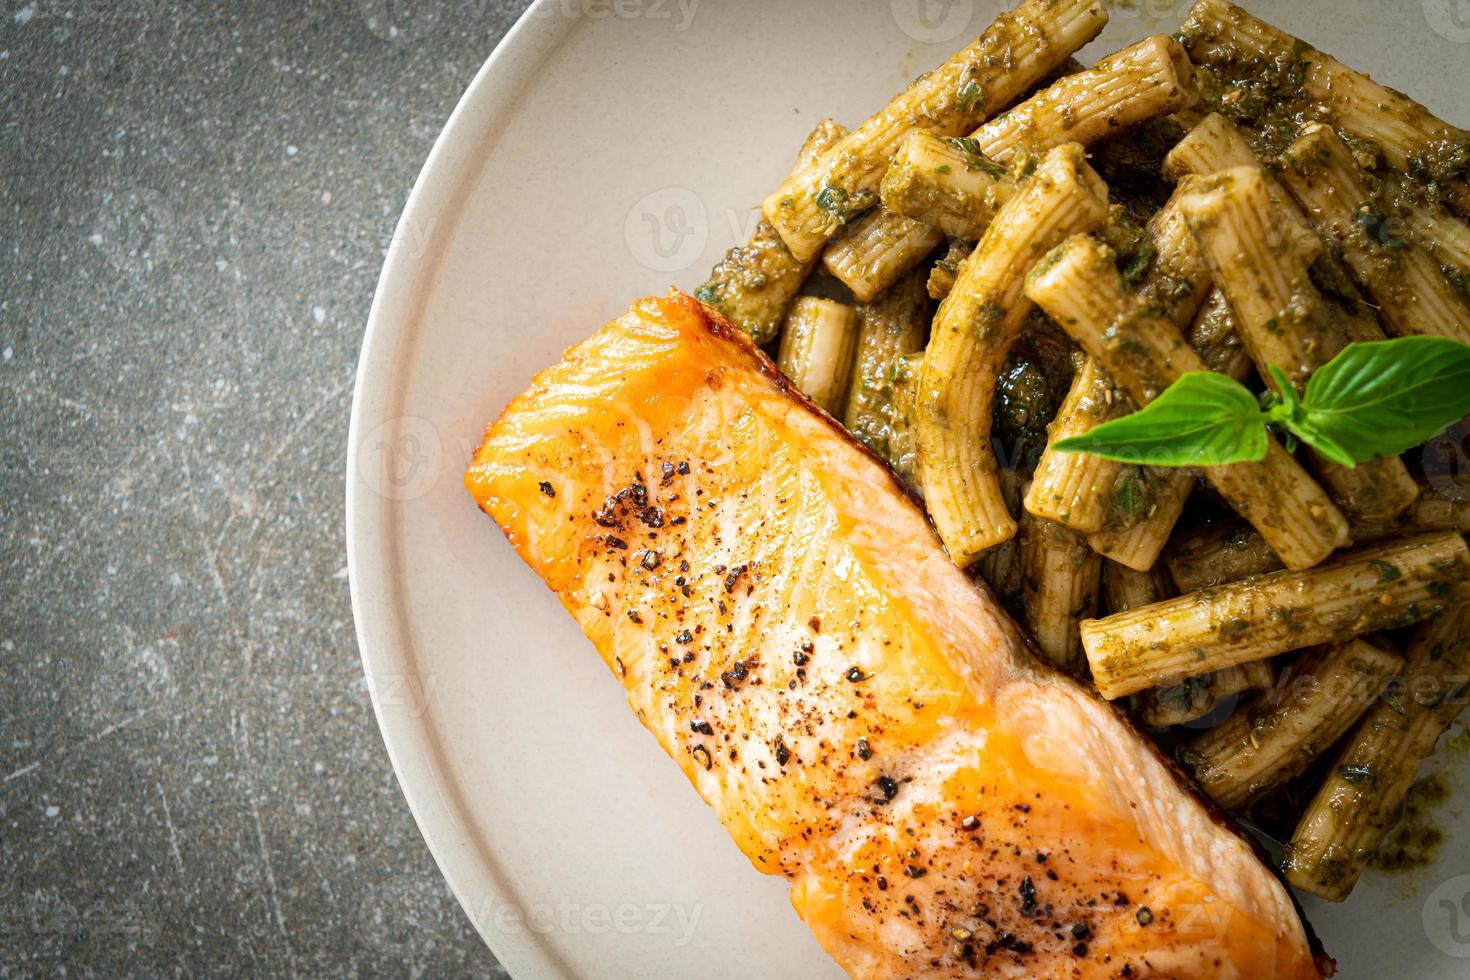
top-left (1302, 337), bottom-right (1470, 462)
top-left (1054, 372), bottom-right (1269, 466)
top-left (1286, 416), bottom-right (1358, 467)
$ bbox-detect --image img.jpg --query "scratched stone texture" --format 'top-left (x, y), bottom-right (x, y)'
top-left (0, 1), bottom-right (528, 975)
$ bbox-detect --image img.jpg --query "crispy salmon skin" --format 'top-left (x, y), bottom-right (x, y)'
top-left (465, 291), bottom-right (1330, 979)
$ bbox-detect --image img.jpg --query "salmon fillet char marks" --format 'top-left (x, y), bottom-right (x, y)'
top-left (465, 290), bottom-right (1330, 980)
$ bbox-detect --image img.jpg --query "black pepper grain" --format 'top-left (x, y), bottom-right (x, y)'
top-left (845, 666), bottom-right (867, 682)
top-left (1019, 876), bottom-right (1037, 911)
top-left (1135, 906), bottom-right (1153, 927)
top-left (641, 550), bottom-right (660, 570)
top-left (538, 481), bottom-right (556, 498)
top-left (856, 738), bottom-right (872, 761)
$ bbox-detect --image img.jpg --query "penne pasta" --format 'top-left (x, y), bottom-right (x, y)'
top-left (1133, 661), bottom-right (1275, 730)
top-left (886, 352), bottom-right (925, 496)
top-left (1020, 508), bottom-right (1103, 672)
top-left (881, 36), bottom-right (1198, 240)
top-left (1355, 489), bottom-right (1470, 542)
top-left (1024, 357), bottom-right (1125, 532)
top-left (1181, 639), bottom-right (1405, 812)
top-left (1398, 191), bottom-right (1470, 277)
top-left (1279, 124), bottom-right (1470, 345)
top-left (698, 120), bottom-right (849, 343)
top-left (1024, 232), bottom-right (1351, 571)
top-left (1181, 0), bottom-right (1470, 215)
top-left (1166, 520), bottom-right (1283, 594)
top-left (1286, 603), bottom-right (1470, 901)
top-left (821, 207), bottom-right (947, 304)
top-left (973, 467), bottom-right (1028, 613)
top-left (1178, 166), bottom-right (1421, 522)
top-left (763, 0), bottom-right (1108, 262)
top-left (1165, 111), bottom-right (1392, 344)
top-left (1079, 533), bottom-right (1470, 701)
top-left (1101, 559), bottom-right (1174, 615)
top-left (1176, 167), bottom-right (1340, 388)
top-left (828, 33), bottom-right (1194, 300)
top-left (1086, 289), bottom-right (1253, 571)
top-left (879, 132), bottom-right (1022, 243)
top-left (926, 239), bottom-right (974, 302)
top-left (1032, 199), bottom-right (1216, 542)
top-left (843, 271), bottom-right (931, 489)
top-left (776, 297), bottom-right (859, 415)
top-left (917, 144), bottom-right (1109, 565)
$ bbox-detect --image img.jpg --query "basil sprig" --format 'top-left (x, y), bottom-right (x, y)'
top-left (1055, 337), bottom-right (1470, 467)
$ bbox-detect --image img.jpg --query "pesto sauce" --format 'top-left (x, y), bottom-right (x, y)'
top-left (1372, 773), bottom-right (1451, 872)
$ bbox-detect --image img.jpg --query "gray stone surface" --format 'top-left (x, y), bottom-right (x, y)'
top-left (0, 1), bottom-right (529, 975)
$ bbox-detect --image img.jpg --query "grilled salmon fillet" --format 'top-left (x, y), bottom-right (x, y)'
top-left (465, 291), bottom-right (1330, 979)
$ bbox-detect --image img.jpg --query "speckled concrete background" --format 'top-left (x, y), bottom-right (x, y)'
top-left (1, 1), bottom-right (529, 975)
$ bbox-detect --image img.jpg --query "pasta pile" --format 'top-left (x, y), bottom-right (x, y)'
top-left (696, 0), bottom-right (1470, 903)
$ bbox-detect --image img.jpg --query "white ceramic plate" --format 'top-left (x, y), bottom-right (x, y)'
top-left (346, 2), bottom-right (1470, 976)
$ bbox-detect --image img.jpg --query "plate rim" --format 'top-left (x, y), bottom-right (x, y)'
top-left (344, 2), bottom-right (576, 976)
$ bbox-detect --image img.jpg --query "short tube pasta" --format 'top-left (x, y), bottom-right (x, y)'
top-left (1278, 124), bottom-right (1470, 345)
top-left (1024, 357), bottom-right (1125, 533)
top-left (698, 120), bottom-right (848, 343)
top-left (1286, 603), bottom-right (1470, 901)
top-left (827, 32), bottom-right (1195, 300)
top-left (1133, 661), bottom-right (1274, 729)
top-left (1181, 0), bottom-right (1470, 215)
top-left (1078, 533), bottom-right (1470, 701)
top-left (762, 0), bottom-right (1108, 262)
top-left (1178, 166), bottom-right (1420, 522)
top-left (1023, 233), bottom-right (1351, 571)
top-left (776, 298), bottom-right (860, 415)
top-left (1166, 521), bottom-right (1283, 593)
top-left (1181, 639), bottom-right (1405, 811)
top-left (881, 35), bottom-right (1198, 240)
top-left (916, 144), bottom-right (1110, 566)
top-left (1020, 510), bottom-right (1103, 672)
top-left (842, 271), bottom-right (931, 488)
